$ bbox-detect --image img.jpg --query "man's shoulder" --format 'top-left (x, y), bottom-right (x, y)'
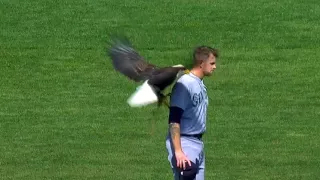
top-left (176, 73), bottom-right (197, 85)
top-left (170, 74), bottom-right (194, 95)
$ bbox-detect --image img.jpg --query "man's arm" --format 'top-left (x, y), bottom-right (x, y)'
top-left (168, 82), bottom-right (191, 169)
top-left (168, 82), bottom-right (189, 152)
top-left (168, 107), bottom-right (184, 153)
top-left (169, 123), bottom-right (181, 152)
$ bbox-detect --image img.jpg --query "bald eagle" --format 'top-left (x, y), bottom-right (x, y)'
top-left (107, 36), bottom-right (189, 107)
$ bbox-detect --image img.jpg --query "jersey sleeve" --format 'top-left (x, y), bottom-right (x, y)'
top-left (170, 81), bottom-right (190, 111)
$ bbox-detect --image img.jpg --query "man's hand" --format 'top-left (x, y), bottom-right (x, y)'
top-left (175, 150), bottom-right (191, 170)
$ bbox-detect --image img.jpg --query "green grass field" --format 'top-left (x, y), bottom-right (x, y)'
top-left (1, 0), bottom-right (320, 179)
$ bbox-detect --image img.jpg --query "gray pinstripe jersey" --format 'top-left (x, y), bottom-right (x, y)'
top-left (170, 72), bottom-right (208, 135)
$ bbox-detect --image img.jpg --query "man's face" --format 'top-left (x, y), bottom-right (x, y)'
top-left (201, 53), bottom-right (216, 76)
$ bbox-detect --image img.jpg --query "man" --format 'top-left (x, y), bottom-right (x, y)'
top-left (165, 45), bottom-right (218, 180)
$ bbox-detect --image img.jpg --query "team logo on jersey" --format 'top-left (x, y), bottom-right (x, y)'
top-left (192, 93), bottom-right (202, 106)
top-left (192, 91), bottom-right (208, 106)
top-left (192, 93), bottom-right (200, 106)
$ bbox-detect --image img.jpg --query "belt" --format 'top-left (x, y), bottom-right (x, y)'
top-left (180, 134), bottom-right (203, 139)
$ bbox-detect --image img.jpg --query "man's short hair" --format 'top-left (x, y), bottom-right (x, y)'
top-left (193, 46), bottom-right (219, 65)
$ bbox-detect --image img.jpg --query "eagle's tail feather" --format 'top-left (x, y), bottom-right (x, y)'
top-left (127, 80), bottom-right (158, 107)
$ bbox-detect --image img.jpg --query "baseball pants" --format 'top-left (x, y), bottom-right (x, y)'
top-left (166, 136), bottom-right (205, 180)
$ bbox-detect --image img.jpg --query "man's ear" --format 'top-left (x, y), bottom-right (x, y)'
top-left (199, 60), bottom-right (204, 68)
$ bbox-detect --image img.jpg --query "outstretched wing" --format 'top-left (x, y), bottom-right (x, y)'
top-left (107, 35), bottom-right (158, 82)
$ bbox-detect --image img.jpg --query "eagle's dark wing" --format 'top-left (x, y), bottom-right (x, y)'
top-left (107, 36), bottom-right (158, 82)
top-left (148, 66), bottom-right (186, 91)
